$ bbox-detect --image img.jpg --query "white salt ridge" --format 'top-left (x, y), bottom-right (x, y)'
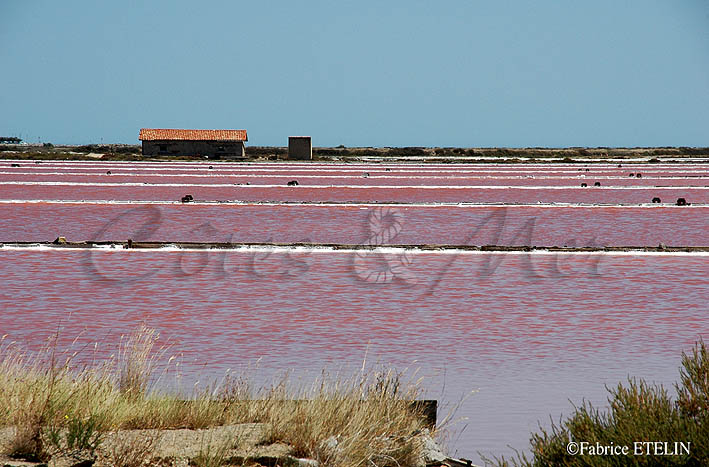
top-left (2, 171), bottom-right (708, 180)
top-left (2, 166), bottom-right (707, 174)
top-left (2, 161), bottom-right (708, 171)
top-left (3, 180), bottom-right (709, 190)
top-left (1, 199), bottom-right (707, 208)
top-left (2, 243), bottom-right (709, 256)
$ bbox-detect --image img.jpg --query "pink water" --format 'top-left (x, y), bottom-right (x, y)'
top-left (3, 172), bottom-right (709, 187)
top-left (3, 185), bottom-right (709, 204)
top-left (1, 203), bottom-right (708, 247)
top-left (2, 160), bottom-right (708, 463)
top-left (1, 249), bottom-right (706, 461)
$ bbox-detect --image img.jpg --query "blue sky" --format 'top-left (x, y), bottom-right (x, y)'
top-left (1, 1), bottom-right (708, 147)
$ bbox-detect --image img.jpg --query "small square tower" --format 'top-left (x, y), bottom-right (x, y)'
top-left (288, 136), bottom-right (312, 160)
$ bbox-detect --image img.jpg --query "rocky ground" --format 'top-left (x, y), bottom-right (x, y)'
top-left (0, 424), bottom-right (473, 467)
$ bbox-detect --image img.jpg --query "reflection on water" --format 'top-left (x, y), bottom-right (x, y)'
top-left (3, 184), bottom-right (709, 204)
top-left (3, 160), bottom-right (709, 463)
top-left (2, 203), bottom-right (709, 246)
top-left (1, 249), bottom-right (707, 462)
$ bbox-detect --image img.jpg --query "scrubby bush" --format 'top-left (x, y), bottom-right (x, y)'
top-left (71, 144), bottom-right (140, 154)
top-left (488, 341), bottom-right (709, 466)
top-left (679, 147), bottom-right (709, 156)
top-left (314, 147), bottom-right (350, 157)
top-left (376, 147), bottom-right (425, 157)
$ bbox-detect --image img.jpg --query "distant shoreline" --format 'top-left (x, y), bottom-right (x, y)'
top-left (2, 143), bottom-right (709, 163)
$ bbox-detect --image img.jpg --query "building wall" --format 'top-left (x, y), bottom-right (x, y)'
top-left (288, 136), bottom-right (312, 160)
top-left (142, 140), bottom-right (245, 159)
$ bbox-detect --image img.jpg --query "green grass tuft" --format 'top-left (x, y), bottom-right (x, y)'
top-left (487, 340), bottom-right (709, 466)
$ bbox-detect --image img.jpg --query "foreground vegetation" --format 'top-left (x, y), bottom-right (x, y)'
top-left (0, 326), bottom-right (435, 466)
top-left (488, 341), bottom-right (709, 466)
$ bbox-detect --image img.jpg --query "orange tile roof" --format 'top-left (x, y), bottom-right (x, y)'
top-left (139, 129), bottom-right (247, 142)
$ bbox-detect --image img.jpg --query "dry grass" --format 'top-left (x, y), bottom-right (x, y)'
top-left (98, 430), bottom-right (162, 467)
top-left (0, 326), bottom-right (435, 466)
top-left (118, 325), bottom-right (160, 398)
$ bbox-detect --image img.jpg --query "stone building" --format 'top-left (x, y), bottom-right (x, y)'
top-left (288, 136), bottom-right (312, 160)
top-left (0, 137), bottom-right (21, 144)
top-left (139, 129), bottom-right (248, 159)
